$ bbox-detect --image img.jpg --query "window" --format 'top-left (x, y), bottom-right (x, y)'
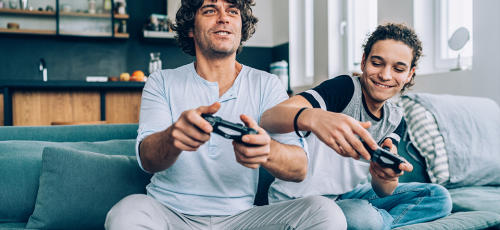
top-left (327, 0), bottom-right (377, 79)
top-left (289, 0), bottom-right (314, 87)
top-left (435, 0), bottom-right (473, 70)
top-left (345, 0), bottom-right (377, 74)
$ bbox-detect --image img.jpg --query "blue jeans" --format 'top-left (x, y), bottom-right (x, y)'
top-left (334, 182), bottom-right (452, 230)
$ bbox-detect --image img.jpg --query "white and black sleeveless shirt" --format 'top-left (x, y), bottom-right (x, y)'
top-left (268, 75), bottom-right (405, 203)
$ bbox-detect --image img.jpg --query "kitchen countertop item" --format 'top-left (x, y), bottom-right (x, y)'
top-left (7, 22), bottom-right (19, 29)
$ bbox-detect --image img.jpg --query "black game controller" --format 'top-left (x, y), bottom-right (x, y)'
top-left (361, 141), bottom-right (405, 174)
top-left (201, 114), bottom-right (259, 143)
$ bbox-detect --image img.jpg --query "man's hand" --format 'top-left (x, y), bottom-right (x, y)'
top-left (170, 102), bottom-right (221, 151)
top-left (139, 102), bottom-right (221, 173)
top-left (232, 114), bottom-right (272, 169)
top-left (305, 109), bottom-right (378, 161)
top-left (369, 138), bottom-right (413, 197)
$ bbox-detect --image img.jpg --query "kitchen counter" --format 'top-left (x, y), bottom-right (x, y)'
top-left (0, 80), bottom-right (146, 126)
top-left (0, 80), bottom-right (145, 89)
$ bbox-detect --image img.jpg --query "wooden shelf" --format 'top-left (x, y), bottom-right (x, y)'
top-left (114, 33), bottom-right (129, 38)
top-left (0, 8), bottom-right (56, 16)
top-left (0, 10), bottom-right (129, 39)
top-left (59, 12), bottom-right (111, 18)
top-left (59, 30), bottom-right (112, 37)
top-left (143, 30), bottom-right (175, 39)
top-left (114, 14), bottom-right (129, 19)
top-left (0, 28), bottom-right (56, 35)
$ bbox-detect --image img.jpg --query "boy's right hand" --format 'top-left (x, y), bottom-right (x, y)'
top-left (308, 110), bottom-right (378, 161)
top-left (170, 102), bottom-right (220, 151)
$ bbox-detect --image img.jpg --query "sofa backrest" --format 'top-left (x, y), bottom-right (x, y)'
top-left (0, 124), bottom-right (139, 142)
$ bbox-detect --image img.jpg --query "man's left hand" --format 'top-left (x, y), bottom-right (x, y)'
top-left (232, 114), bottom-right (271, 169)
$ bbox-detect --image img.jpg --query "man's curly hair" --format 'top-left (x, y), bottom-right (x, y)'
top-left (362, 22), bottom-right (423, 93)
top-left (171, 0), bottom-right (258, 56)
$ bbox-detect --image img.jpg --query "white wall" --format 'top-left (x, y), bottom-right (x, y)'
top-left (378, 0), bottom-right (413, 28)
top-left (272, 0), bottom-right (289, 46)
top-left (313, 0), bottom-right (330, 86)
top-left (245, 0), bottom-right (289, 47)
top-left (244, 0), bottom-right (274, 47)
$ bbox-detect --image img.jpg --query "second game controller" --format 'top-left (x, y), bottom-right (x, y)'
top-left (361, 141), bottom-right (405, 174)
top-left (201, 114), bottom-right (259, 143)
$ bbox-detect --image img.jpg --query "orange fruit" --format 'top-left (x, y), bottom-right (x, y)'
top-left (130, 70), bottom-right (145, 82)
top-left (132, 70), bottom-right (145, 77)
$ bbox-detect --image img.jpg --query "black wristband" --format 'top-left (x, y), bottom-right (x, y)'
top-left (294, 107), bottom-right (311, 138)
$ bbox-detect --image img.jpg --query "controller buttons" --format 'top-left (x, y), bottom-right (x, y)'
top-left (379, 156), bottom-right (394, 164)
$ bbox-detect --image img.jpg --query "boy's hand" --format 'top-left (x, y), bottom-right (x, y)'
top-left (232, 114), bottom-right (271, 169)
top-left (370, 138), bottom-right (413, 183)
top-left (308, 110), bottom-right (378, 161)
top-left (380, 138), bottom-right (413, 173)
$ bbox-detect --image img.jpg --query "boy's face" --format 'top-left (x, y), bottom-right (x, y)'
top-left (189, 0), bottom-right (242, 58)
top-left (360, 39), bottom-right (415, 104)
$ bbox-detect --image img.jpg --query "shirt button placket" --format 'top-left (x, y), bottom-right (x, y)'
top-left (209, 84), bottom-right (218, 157)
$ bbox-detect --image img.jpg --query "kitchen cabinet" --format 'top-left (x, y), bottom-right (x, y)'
top-left (0, 0), bottom-right (129, 38)
top-left (1, 81), bottom-right (144, 126)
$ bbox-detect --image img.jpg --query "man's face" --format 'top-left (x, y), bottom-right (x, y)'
top-left (360, 39), bottom-right (415, 104)
top-left (189, 0), bottom-right (242, 58)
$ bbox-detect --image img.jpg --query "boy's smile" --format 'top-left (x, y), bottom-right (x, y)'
top-left (360, 39), bottom-right (415, 114)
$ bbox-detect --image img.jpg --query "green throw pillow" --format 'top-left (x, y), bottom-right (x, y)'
top-left (26, 147), bottom-right (152, 230)
top-left (0, 140), bottom-right (137, 223)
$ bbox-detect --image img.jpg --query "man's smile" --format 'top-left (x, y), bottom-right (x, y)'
top-left (214, 30), bottom-right (231, 35)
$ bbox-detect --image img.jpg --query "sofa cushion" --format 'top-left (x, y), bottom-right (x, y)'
top-left (449, 186), bottom-right (500, 215)
top-left (399, 93), bottom-right (500, 189)
top-left (392, 211), bottom-right (500, 230)
top-left (397, 140), bottom-right (431, 184)
top-left (26, 147), bottom-right (152, 230)
top-left (0, 222), bottom-right (27, 229)
top-left (0, 140), bottom-right (136, 223)
top-left (399, 96), bottom-right (449, 185)
top-left (450, 187), bottom-right (500, 230)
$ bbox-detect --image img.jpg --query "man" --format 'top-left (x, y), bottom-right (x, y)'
top-left (260, 23), bottom-right (452, 229)
top-left (105, 0), bottom-right (346, 229)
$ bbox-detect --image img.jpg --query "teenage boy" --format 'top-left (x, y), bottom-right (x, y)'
top-left (260, 23), bottom-right (452, 229)
top-left (105, 0), bottom-right (346, 229)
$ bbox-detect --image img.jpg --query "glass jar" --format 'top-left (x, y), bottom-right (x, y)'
top-left (149, 52), bottom-right (162, 75)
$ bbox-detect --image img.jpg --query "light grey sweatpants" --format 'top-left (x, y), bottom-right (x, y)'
top-left (105, 194), bottom-right (346, 230)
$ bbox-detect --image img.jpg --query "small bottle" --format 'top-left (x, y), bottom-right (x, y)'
top-left (149, 52), bottom-right (162, 75)
top-left (120, 20), bottom-right (126, 33)
top-left (270, 60), bottom-right (289, 90)
top-left (88, 0), bottom-right (96, 14)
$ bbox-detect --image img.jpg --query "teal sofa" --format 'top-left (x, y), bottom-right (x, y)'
top-left (1, 123), bottom-right (499, 230)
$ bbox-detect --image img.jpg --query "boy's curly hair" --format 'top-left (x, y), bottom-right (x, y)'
top-left (171, 0), bottom-right (258, 56)
top-left (363, 23), bottom-right (423, 93)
